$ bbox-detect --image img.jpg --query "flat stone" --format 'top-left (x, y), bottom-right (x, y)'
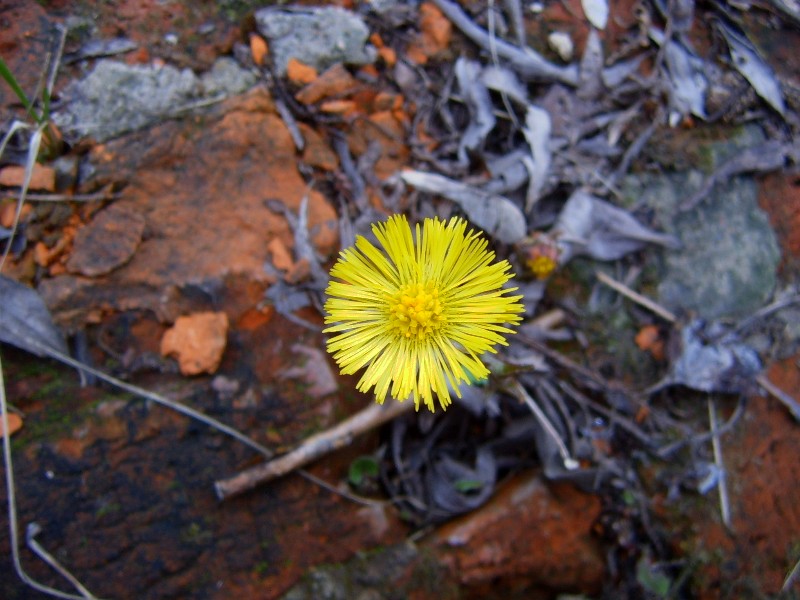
top-left (53, 58), bottom-right (255, 142)
top-left (624, 171), bottom-right (780, 320)
top-left (429, 473), bottom-right (605, 594)
top-left (254, 6), bottom-right (375, 76)
top-left (66, 203), bottom-right (145, 276)
top-left (40, 88), bottom-right (339, 331)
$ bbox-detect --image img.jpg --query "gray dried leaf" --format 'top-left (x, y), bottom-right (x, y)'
top-left (522, 105), bottom-right (552, 209)
top-left (455, 58), bottom-right (496, 164)
top-left (426, 447), bottom-right (496, 517)
top-left (517, 280), bottom-right (547, 314)
top-left (663, 319), bottom-right (762, 394)
top-left (483, 149), bottom-right (532, 194)
top-left (602, 54), bottom-right (647, 89)
top-left (554, 190), bottom-right (680, 262)
top-left (718, 21), bottom-right (786, 116)
top-left (401, 171), bottom-right (527, 243)
top-left (582, 0), bottom-right (609, 29)
top-left (266, 195), bottom-right (328, 287)
top-left (263, 279), bottom-right (311, 315)
top-left (279, 344), bottom-right (338, 398)
top-left (432, 0), bottom-right (579, 85)
top-left (578, 28), bottom-right (604, 99)
top-left (0, 275), bottom-right (68, 357)
top-left (654, 30), bottom-right (708, 124)
top-left (480, 65), bottom-right (529, 104)
top-left (455, 384), bottom-right (501, 417)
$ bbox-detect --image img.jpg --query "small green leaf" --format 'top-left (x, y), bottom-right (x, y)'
top-left (622, 489), bottom-right (637, 506)
top-left (348, 455), bottom-right (379, 487)
top-left (636, 557), bottom-right (671, 597)
top-left (453, 479), bottom-right (483, 493)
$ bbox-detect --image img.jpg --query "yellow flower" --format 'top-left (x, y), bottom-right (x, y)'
top-left (324, 214), bottom-right (524, 412)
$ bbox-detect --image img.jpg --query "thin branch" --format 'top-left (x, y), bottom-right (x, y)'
top-left (27, 523), bottom-right (100, 599)
top-left (0, 126), bottom-right (42, 273)
top-left (215, 400), bottom-right (414, 500)
top-left (16, 192), bottom-right (123, 203)
top-left (431, 0), bottom-right (578, 84)
top-left (756, 373), bottom-right (800, 422)
top-left (595, 270), bottom-right (677, 323)
top-left (20, 337), bottom-right (275, 458)
top-left (505, 379), bottom-right (579, 470)
top-left (595, 271), bottom-right (678, 323)
top-left (733, 293), bottom-right (800, 336)
top-left (656, 396), bottom-right (745, 458)
top-left (2, 355), bottom-right (108, 599)
top-left (783, 553), bottom-right (800, 593)
top-left (708, 397), bottom-right (732, 530)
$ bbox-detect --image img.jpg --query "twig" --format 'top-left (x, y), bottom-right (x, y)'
top-left (505, 379), bottom-right (579, 470)
top-left (519, 332), bottom-right (615, 392)
top-left (2, 356), bottom-right (107, 600)
top-left (215, 400), bottom-right (414, 500)
top-left (612, 116), bottom-right (658, 183)
top-left (274, 97), bottom-right (305, 152)
top-left (756, 373), bottom-right (800, 422)
top-left (332, 132), bottom-right (368, 210)
top-left (708, 397), bottom-right (732, 530)
top-left (15, 192), bottom-right (122, 203)
top-left (783, 554), bottom-right (800, 593)
top-left (595, 270), bottom-right (677, 323)
top-left (431, 0), bottom-right (578, 85)
top-left (656, 396), bottom-right (745, 457)
top-left (27, 523), bottom-right (101, 599)
top-left (679, 140), bottom-right (789, 213)
top-left (0, 126), bottom-right (42, 273)
top-left (733, 293), bottom-right (800, 336)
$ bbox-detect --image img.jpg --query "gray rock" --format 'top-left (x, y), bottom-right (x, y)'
top-left (281, 543), bottom-right (423, 600)
top-left (625, 171), bottom-right (780, 320)
top-left (53, 58), bottom-right (255, 142)
top-left (200, 57), bottom-right (256, 97)
top-left (254, 6), bottom-right (375, 76)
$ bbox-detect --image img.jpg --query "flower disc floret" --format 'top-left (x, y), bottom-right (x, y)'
top-left (324, 214), bottom-right (524, 412)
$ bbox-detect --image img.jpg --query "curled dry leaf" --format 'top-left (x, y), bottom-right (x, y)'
top-left (717, 21), bottom-right (786, 116)
top-left (400, 170), bottom-right (527, 244)
top-left (662, 319), bottom-right (762, 394)
top-left (651, 29), bottom-right (708, 125)
top-left (553, 190), bottom-right (680, 263)
top-left (455, 57), bottom-right (496, 165)
top-left (0, 274), bottom-right (68, 358)
top-left (521, 105), bottom-right (552, 209)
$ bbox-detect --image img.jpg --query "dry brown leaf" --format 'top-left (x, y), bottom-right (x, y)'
top-left (319, 99), bottom-right (357, 115)
top-left (407, 2), bottom-right (452, 65)
top-left (249, 33), bottom-right (268, 67)
top-left (0, 413), bottom-right (23, 438)
top-left (295, 63), bottom-right (358, 105)
top-left (0, 164), bottom-right (56, 191)
top-left (286, 57), bottom-right (317, 85)
top-left (635, 325), bottom-right (665, 361)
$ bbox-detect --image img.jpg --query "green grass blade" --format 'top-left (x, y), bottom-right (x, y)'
top-left (0, 56), bottom-right (42, 124)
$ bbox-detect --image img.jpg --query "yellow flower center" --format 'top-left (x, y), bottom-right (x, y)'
top-left (526, 255), bottom-right (558, 280)
top-left (388, 281), bottom-right (445, 340)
